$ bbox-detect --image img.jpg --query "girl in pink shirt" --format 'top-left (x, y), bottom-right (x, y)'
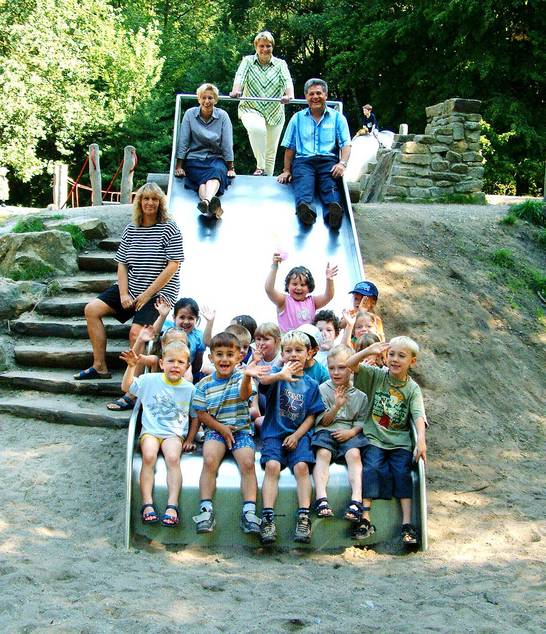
top-left (265, 252), bottom-right (338, 332)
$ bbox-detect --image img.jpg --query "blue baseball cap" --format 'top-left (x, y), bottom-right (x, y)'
top-left (349, 281), bottom-right (379, 298)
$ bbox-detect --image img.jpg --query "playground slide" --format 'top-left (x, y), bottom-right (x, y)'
top-left (124, 95), bottom-right (427, 550)
top-left (345, 130), bottom-right (395, 183)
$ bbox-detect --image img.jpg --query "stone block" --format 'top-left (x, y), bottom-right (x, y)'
top-left (454, 180), bottom-right (482, 193)
top-left (444, 98), bottom-right (482, 114)
top-left (0, 278), bottom-right (47, 319)
top-left (384, 185), bottom-right (407, 197)
top-left (392, 176), bottom-right (434, 188)
top-left (436, 126), bottom-right (454, 136)
top-left (400, 154), bottom-right (431, 165)
top-left (391, 164), bottom-right (431, 177)
top-left (429, 172), bottom-right (463, 182)
top-left (429, 186), bottom-right (453, 197)
top-left (465, 130), bottom-right (481, 142)
top-left (424, 124), bottom-right (435, 134)
top-left (466, 141), bottom-right (481, 151)
top-left (429, 144), bottom-right (449, 153)
top-left (425, 102), bottom-right (444, 118)
top-left (44, 216), bottom-right (108, 240)
top-left (452, 123), bottom-right (465, 141)
top-left (431, 159), bottom-right (449, 171)
top-left (451, 163), bottom-right (469, 174)
top-left (462, 151), bottom-right (482, 163)
top-left (409, 187), bottom-right (432, 198)
top-left (413, 135), bottom-right (436, 144)
top-left (452, 140), bottom-right (469, 153)
top-left (467, 166), bottom-right (485, 179)
top-left (464, 121), bottom-right (481, 131)
top-left (402, 142), bottom-right (429, 154)
top-left (435, 181), bottom-right (455, 187)
top-left (393, 134), bottom-right (415, 143)
top-left (436, 135), bottom-right (453, 144)
top-left (446, 150), bottom-right (462, 163)
top-left (465, 114), bottom-right (482, 122)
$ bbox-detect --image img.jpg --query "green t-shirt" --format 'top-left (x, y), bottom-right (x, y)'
top-left (353, 364), bottom-right (425, 451)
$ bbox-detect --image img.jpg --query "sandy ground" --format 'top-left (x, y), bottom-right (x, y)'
top-left (1, 201), bottom-right (545, 632)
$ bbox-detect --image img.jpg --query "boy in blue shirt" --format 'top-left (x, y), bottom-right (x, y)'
top-left (258, 330), bottom-right (325, 544)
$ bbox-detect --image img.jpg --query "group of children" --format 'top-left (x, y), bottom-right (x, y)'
top-left (123, 252), bottom-right (427, 546)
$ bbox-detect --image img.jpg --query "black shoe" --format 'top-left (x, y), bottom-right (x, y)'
top-left (401, 523), bottom-right (418, 545)
top-left (327, 202), bottom-right (343, 230)
top-left (294, 513), bottom-right (312, 543)
top-left (296, 202), bottom-right (316, 226)
top-left (209, 196), bottom-right (223, 219)
top-left (352, 518), bottom-right (376, 541)
top-left (260, 518), bottom-right (277, 544)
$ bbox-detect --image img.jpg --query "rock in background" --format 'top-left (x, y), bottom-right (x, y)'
top-left (0, 278), bottom-right (46, 320)
top-left (44, 216), bottom-right (108, 240)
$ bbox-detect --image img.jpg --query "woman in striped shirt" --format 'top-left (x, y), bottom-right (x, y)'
top-left (230, 31), bottom-right (294, 176)
top-left (74, 183), bottom-right (184, 381)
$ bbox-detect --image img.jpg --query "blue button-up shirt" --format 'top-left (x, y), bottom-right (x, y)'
top-left (281, 106), bottom-right (350, 158)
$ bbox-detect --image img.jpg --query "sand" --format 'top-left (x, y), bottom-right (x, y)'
top-left (1, 201), bottom-right (545, 633)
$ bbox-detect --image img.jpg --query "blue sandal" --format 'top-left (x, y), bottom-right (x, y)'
top-left (74, 367), bottom-right (112, 380)
top-left (161, 504), bottom-right (180, 528)
top-left (141, 503), bottom-right (160, 525)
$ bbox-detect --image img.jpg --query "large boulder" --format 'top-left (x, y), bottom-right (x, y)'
top-left (0, 277), bottom-right (46, 319)
top-left (44, 216), bottom-right (108, 240)
top-left (0, 230), bottom-right (78, 280)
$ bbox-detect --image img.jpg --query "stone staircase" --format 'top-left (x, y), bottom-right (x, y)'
top-left (0, 237), bottom-right (132, 428)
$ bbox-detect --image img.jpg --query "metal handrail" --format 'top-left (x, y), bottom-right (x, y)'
top-left (175, 93), bottom-right (343, 112)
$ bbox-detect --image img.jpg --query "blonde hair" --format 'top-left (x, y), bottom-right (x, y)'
top-left (281, 330), bottom-right (311, 350)
top-left (162, 341), bottom-right (190, 360)
top-left (389, 336), bottom-right (419, 357)
top-left (225, 323), bottom-right (251, 347)
top-left (132, 182), bottom-right (169, 226)
top-left (255, 322), bottom-right (281, 341)
top-left (161, 327), bottom-right (188, 348)
top-left (327, 344), bottom-right (353, 361)
top-left (355, 332), bottom-right (380, 352)
top-left (196, 83), bottom-right (219, 101)
top-left (254, 31), bottom-right (275, 47)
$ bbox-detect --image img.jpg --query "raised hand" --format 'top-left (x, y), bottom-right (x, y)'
top-left (333, 385), bottom-right (347, 408)
top-left (326, 262), bottom-right (338, 280)
top-left (201, 305), bottom-right (216, 322)
top-left (137, 325), bottom-right (156, 343)
top-left (154, 296), bottom-right (171, 317)
top-left (120, 349), bottom-right (139, 367)
top-left (342, 308), bottom-right (357, 329)
top-left (272, 251), bottom-right (284, 265)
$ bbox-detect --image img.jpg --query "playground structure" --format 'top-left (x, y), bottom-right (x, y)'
top-left (124, 93), bottom-right (428, 551)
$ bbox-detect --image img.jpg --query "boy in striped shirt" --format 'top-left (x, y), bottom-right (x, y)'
top-left (192, 332), bottom-right (266, 535)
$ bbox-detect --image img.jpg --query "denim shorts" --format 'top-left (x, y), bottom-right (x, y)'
top-left (204, 428), bottom-right (255, 452)
top-left (260, 433), bottom-right (315, 472)
top-left (362, 444), bottom-right (413, 500)
top-left (312, 428), bottom-right (369, 462)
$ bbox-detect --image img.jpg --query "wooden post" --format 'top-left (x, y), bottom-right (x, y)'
top-left (399, 123), bottom-right (408, 135)
top-left (52, 163), bottom-right (68, 209)
top-left (89, 143), bottom-right (102, 205)
top-left (120, 145), bottom-right (136, 204)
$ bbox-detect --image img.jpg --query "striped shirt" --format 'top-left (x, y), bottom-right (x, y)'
top-left (115, 221), bottom-right (184, 305)
top-left (234, 54), bottom-right (292, 125)
top-left (193, 371), bottom-right (255, 430)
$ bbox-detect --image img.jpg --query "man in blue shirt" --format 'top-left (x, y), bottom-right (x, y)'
top-left (277, 78), bottom-right (351, 230)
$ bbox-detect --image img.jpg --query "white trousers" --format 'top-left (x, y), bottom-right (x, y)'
top-left (239, 110), bottom-right (284, 176)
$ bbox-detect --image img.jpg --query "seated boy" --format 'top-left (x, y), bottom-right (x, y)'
top-left (313, 309), bottom-right (340, 366)
top-left (258, 330), bottom-right (325, 545)
top-left (192, 332), bottom-right (265, 535)
top-left (312, 345), bottom-right (369, 524)
top-left (296, 323), bottom-right (330, 384)
top-left (121, 341), bottom-right (199, 528)
top-left (346, 337), bottom-right (427, 544)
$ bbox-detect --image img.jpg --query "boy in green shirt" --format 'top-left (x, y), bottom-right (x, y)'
top-left (347, 336), bottom-right (427, 544)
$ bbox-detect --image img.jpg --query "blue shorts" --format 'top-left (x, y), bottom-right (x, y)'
top-left (312, 429), bottom-right (369, 463)
top-left (204, 429), bottom-right (255, 452)
top-left (362, 445), bottom-right (413, 500)
top-left (260, 433), bottom-right (315, 472)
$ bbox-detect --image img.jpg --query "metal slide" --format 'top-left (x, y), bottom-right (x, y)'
top-left (125, 94), bottom-right (428, 550)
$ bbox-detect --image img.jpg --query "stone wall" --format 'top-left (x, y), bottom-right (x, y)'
top-left (362, 98), bottom-right (485, 203)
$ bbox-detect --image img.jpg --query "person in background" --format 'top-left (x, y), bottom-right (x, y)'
top-left (355, 104), bottom-right (378, 137)
top-left (230, 30), bottom-right (294, 176)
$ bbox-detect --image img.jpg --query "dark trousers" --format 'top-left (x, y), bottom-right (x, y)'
top-left (362, 445), bottom-right (413, 500)
top-left (292, 155), bottom-right (342, 220)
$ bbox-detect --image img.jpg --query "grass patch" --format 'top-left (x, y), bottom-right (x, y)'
top-left (490, 248), bottom-right (516, 268)
top-left (10, 262), bottom-right (54, 281)
top-left (509, 200), bottom-right (545, 227)
top-left (12, 217), bottom-right (46, 233)
top-left (489, 247), bottom-right (546, 299)
top-left (500, 213), bottom-right (517, 226)
top-left (58, 224), bottom-right (87, 251)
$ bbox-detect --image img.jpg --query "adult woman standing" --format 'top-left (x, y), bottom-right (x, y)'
top-left (74, 182), bottom-right (183, 380)
top-left (230, 31), bottom-right (294, 176)
top-left (175, 83), bottom-right (235, 219)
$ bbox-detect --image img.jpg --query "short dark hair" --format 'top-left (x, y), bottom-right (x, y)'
top-left (231, 314), bottom-right (257, 340)
top-left (210, 331), bottom-right (240, 352)
top-left (284, 266), bottom-right (315, 292)
top-left (314, 309), bottom-right (340, 335)
top-left (173, 297), bottom-right (199, 319)
top-left (304, 78), bottom-right (328, 94)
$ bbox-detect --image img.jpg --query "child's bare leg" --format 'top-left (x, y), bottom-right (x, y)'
top-left (312, 449), bottom-right (332, 500)
top-left (400, 498), bottom-right (412, 525)
top-left (262, 460), bottom-right (281, 508)
top-left (233, 446), bottom-right (257, 502)
top-left (140, 436), bottom-right (161, 505)
top-left (161, 437), bottom-right (183, 517)
top-left (199, 440), bottom-right (226, 500)
top-left (362, 498), bottom-right (372, 520)
top-left (293, 462), bottom-right (312, 508)
top-left (345, 448), bottom-right (363, 501)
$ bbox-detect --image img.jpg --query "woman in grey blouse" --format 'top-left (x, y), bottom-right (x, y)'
top-left (175, 83), bottom-right (236, 219)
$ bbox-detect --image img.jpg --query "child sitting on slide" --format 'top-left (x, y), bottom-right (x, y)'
top-left (121, 340), bottom-right (199, 528)
top-left (265, 251), bottom-right (338, 332)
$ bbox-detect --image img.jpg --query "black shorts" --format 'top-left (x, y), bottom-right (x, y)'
top-left (97, 284), bottom-right (159, 325)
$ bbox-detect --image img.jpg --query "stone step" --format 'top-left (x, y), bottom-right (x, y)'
top-left (0, 392), bottom-right (129, 428)
top-left (11, 316), bottom-right (129, 339)
top-left (35, 294), bottom-right (90, 317)
top-left (0, 368), bottom-right (123, 396)
top-left (98, 238), bottom-right (121, 252)
top-left (56, 272), bottom-right (116, 293)
top-left (78, 252), bottom-right (117, 272)
top-left (14, 340), bottom-right (127, 369)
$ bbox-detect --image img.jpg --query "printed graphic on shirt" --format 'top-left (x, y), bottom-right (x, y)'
top-left (296, 306), bottom-right (312, 322)
top-left (371, 386), bottom-right (408, 430)
top-left (150, 389), bottom-right (189, 428)
top-left (280, 388), bottom-right (304, 421)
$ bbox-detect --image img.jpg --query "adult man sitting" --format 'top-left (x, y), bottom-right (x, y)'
top-left (277, 78), bottom-right (351, 230)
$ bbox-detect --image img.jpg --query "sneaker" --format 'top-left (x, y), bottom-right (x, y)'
top-left (401, 523), bottom-right (418, 545)
top-left (240, 510), bottom-right (261, 535)
top-left (327, 202), bottom-right (343, 230)
top-left (192, 509), bottom-right (215, 533)
top-left (209, 196), bottom-right (223, 219)
top-left (352, 518), bottom-right (376, 541)
top-left (294, 513), bottom-right (312, 543)
top-left (296, 202), bottom-right (316, 226)
top-left (260, 518), bottom-right (277, 545)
